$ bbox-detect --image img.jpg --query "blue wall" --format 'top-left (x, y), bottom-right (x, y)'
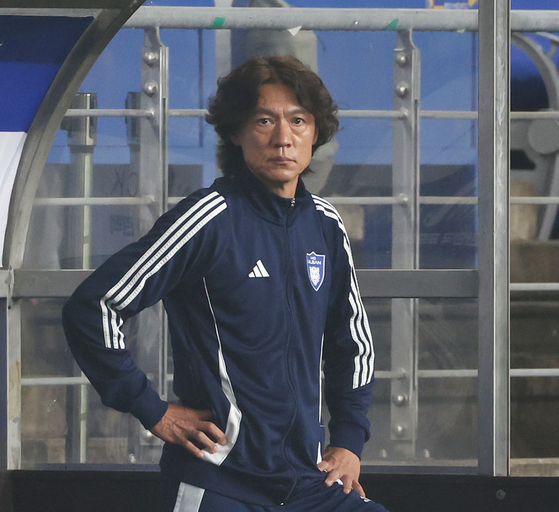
top-left (0, 16), bottom-right (92, 132)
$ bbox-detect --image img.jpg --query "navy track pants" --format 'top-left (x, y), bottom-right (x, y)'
top-left (163, 476), bottom-right (389, 512)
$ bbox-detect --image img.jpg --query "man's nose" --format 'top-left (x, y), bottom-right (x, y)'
top-left (272, 118), bottom-right (293, 147)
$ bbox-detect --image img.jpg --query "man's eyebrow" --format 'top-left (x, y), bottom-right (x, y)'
top-left (252, 106), bottom-right (310, 117)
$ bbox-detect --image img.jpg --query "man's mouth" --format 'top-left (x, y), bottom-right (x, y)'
top-left (269, 157), bottom-right (294, 163)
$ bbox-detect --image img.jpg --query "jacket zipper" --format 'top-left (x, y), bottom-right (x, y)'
top-left (280, 199), bottom-right (299, 504)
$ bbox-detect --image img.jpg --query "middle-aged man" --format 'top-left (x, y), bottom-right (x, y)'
top-left (63, 55), bottom-right (388, 512)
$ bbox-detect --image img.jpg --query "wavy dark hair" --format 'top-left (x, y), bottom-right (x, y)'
top-left (206, 55), bottom-right (339, 178)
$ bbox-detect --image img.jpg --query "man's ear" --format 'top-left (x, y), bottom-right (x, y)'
top-left (230, 133), bottom-right (240, 146)
top-left (312, 128), bottom-right (318, 146)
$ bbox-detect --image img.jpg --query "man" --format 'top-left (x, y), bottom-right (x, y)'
top-left (63, 55), bottom-right (388, 512)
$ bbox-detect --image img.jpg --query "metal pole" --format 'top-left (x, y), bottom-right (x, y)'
top-left (390, 30), bottom-right (421, 458)
top-left (123, 6), bottom-right (559, 33)
top-left (477, 0), bottom-right (510, 476)
top-left (6, 272), bottom-right (20, 470)
top-left (62, 92), bottom-right (97, 463)
top-left (125, 27), bottom-right (170, 461)
top-left (63, 107), bottom-right (559, 120)
top-left (126, 7), bottom-right (479, 32)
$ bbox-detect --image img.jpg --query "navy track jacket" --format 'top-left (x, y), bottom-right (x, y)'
top-left (63, 170), bottom-right (375, 506)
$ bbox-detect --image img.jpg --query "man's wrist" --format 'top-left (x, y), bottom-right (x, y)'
top-left (129, 388), bottom-right (169, 430)
top-left (328, 421), bottom-right (368, 458)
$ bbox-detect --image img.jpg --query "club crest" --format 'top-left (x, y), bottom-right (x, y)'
top-left (306, 252), bottom-right (325, 291)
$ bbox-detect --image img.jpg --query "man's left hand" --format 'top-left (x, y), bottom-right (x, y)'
top-left (317, 446), bottom-right (366, 497)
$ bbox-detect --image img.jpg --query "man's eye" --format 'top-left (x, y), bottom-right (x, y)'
top-left (293, 118), bottom-right (304, 125)
top-left (258, 118), bottom-right (271, 125)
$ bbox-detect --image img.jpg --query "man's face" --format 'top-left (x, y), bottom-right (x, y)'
top-left (232, 82), bottom-right (318, 198)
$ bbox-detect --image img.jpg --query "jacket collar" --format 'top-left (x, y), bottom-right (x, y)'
top-left (236, 166), bottom-right (312, 226)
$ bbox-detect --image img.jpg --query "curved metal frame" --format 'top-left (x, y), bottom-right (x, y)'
top-left (2, 0), bottom-right (145, 269)
top-left (0, 1), bottom-right (145, 482)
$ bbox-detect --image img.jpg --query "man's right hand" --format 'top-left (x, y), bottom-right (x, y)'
top-left (150, 404), bottom-right (228, 458)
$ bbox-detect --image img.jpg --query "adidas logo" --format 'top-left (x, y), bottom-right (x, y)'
top-left (248, 260), bottom-right (269, 278)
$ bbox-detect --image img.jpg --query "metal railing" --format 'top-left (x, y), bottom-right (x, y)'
top-left (12, 5), bottom-right (559, 474)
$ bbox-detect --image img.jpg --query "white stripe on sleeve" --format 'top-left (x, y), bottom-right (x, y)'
top-left (101, 192), bottom-right (227, 349)
top-left (312, 195), bottom-right (375, 388)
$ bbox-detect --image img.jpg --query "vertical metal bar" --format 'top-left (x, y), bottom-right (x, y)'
top-left (141, 27), bottom-right (169, 218)
top-left (62, 92), bottom-right (97, 463)
top-left (214, 0), bottom-right (233, 78)
top-left (62, 93), bottom-right (97, 270)
top-left (198, 29), bottom-right (205, 148)
top-left (390, 30), bottom-right (421, 458)
top-left (125, 27), bottom-right (170, 461)
top-left (141, 26), bottom-right (169, 401)
top-left (0, 297), bottom-right (11, 510)
top-left (477, 0), bottom-right (510, 476)
top-left (82, 152), bottom-right (93, 270)
top-left (6, 270), bottom-right (21, 470)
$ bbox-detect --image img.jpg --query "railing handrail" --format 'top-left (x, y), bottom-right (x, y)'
top-left (123, 7), bottom-right (559, 33)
